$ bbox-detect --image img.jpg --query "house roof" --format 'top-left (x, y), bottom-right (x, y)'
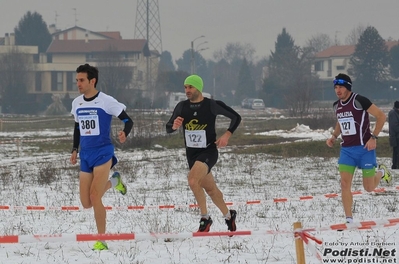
top-left (46, 39), bottom-right (151, 56)
top-left (51, 26), bottom-right (113, 40)
top-left (315, 45), bottom-right (355, 58)
top-left (316, 41), bottom-right (399, 58)
top-left (386, 40), bottom-right (399, 50)
top-left (96, 31), bottom-right (122, 39)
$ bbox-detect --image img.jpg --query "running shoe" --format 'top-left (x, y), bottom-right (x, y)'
top-left (198, 217), bottom-right (213, 232)
top-left (112, 171), bottom-right (127, 195)
top-left (225, 210), bottom-right (237, 232)
top-left (378, 164), bottom-right (392, 183)
top-left (92, 240), bottom-right (108, 250)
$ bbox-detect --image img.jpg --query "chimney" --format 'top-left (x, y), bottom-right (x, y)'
top-left (85, 32), bottom-right (89, 43)
top-left (4, 33), bottom-right (9, 45)
top-left (9, 33), bottom-right (15, 45)
top-left (48, 24), bottom-right (57, 34)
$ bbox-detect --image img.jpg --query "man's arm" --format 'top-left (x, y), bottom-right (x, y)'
top-left (326, 122), bottom-right (341, 148)
top-left (331, 122), bottom-right (341, 139)
top-left (166, 101), bottom-right (184, 133)
top-left (211, 100), bottom-right (242, 148)
top-left (72, 122), bottom-right (80, 152)
top-left (118, 110), bottom-right (133, 137)
top-left (367, 104), bottom-right (386, 137)
top-left (212, 100), bottom-right (241, 134)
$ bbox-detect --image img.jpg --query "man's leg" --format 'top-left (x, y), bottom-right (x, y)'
top-left (187, 161), bottom-right (209, 215)
top-left (201, 171), bottom-right (237, 232)
top-left (80, 171), bottom-right (94, 208)
top-left (91, 159), bottom-right (112, 234)
top-left (201, 172), bottom-right (229, 216)
top-left (362, 168), bottom-right (382, 192)
top-left (340, 171), bottom-right (354, 218)
top-left (393, 146), bottom-right (399, 169)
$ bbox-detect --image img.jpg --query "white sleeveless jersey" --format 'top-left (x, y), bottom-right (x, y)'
top-left (71, 92), bottom-right (126, 150)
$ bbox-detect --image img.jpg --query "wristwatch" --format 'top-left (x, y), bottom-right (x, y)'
top-left (71, 147), bottom-right (78, 153)
top-left (370, 134), bottom-right (378, 140)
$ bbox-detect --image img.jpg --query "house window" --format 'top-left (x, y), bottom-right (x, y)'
top-left (336, 65), bottom-right (345, 70)
top-left (51, 72), bottom-right (63, 91)
top-left (67, 72), bottom-right (76, 91)
top-left (314, 61), bottom-right (324, 71)
top-left (137, 70), bottom-right (143, 81)
top-left (35, 72), bottom-right (42, 91)
top-left (86, 53), bottom-right (94, 61)
top-left (132, 53), bottom-right (139, 61)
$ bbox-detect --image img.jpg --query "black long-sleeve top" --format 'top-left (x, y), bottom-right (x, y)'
top-left (166, 98), bottom-right (241, 150)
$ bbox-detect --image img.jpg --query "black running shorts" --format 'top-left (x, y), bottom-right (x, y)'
top-left (186, 147), bottom-right (218, 173)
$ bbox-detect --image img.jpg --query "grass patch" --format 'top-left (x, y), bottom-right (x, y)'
top-left (3, 113), bottom-right (393, 159)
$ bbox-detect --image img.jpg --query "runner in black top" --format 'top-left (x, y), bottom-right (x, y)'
top-left (166, 74), bottom-right (241, 233)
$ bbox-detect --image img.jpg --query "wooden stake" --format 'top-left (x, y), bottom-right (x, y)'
top-left (294, 221), bottom-right (306, 264)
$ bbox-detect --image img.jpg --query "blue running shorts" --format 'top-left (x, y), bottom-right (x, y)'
top-left (79, 144), bottom-right (118, 173)
top-left (338, 145), bottom-right (377, 170)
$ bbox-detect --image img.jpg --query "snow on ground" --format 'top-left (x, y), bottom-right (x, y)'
top-left (0, 125), bottom-right (397, 264)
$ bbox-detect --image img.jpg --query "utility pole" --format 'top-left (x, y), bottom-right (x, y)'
top-left (190, 35), bottom-right (204, 74)
top-left (135, 0), bottom-right (162, 105)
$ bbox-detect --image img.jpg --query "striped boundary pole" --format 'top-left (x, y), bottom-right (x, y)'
top-left (1, 186), bottom-right (398, 212)
top-left (0, 230), bottom-right (283, 244)
top-left (0, 217), bottom-right (398, 244)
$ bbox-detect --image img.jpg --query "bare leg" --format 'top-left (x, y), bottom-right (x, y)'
top-left (187, 161), bottom-right (208, 215)
top-left (340, 171), bottom-right (354, 218)
top-left (363, 171), bottom-right (382, 192)
top-left (201, 172), bottom-right (229, 216)
top-left (90, 159), bottom-right (112, 234)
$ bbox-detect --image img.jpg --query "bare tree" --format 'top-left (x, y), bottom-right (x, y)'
top-left (96, 46), bottom-right (133, 102)
top-left (305, 33), bottom-right (334, 54)
top-left (345, 24), bottom-right (367, 45)
top-left (212, 42), bottom-right (256, 63)
top-left (0, 47), bottom-right (33, 113)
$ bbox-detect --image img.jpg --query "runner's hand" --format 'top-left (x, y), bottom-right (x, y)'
top-left (172, 116), bottom-right (184, 130)
top-left (118, 131), bottom-right (126, 143)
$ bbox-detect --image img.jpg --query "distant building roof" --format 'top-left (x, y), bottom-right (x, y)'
top-left (46, 39), bottom-right (150, 56)
top-left (315, 45), bottom-right (355, 58)
top-left (316, 41), bottom-right (399, 58)
top-left (51, 26), bottom-right (113, 40)
top-left (96, 31), bottom-right (122, 39)
top-left (386, 40), bottom-right (399, 50)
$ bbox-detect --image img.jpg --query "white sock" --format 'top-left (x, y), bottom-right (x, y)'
top-left (201, 214), bottom-right (210, 220)
top-left (346, 216), bottom-right (353, 223)
top-left (224, 211), bottom-right (231, 220)
top-left (109, 177), bottom-right (118, 188)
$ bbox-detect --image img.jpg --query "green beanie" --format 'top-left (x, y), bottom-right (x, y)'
top-left (184, 75), bottom-right (203, 93)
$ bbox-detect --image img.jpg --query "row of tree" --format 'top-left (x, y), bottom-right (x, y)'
top-left (157, 26), bottom-right (399, 116)
top-left (0, 11), bottom-right (398, 116)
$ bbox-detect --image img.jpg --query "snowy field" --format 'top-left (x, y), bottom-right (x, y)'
top-left (0, 124), bottom-right (397, 264)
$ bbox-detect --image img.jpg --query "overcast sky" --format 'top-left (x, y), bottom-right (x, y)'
top-left (1, 0), bottom-right (398, 62)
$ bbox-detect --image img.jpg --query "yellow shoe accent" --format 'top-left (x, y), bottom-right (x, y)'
top-left (112, 172), bottom-right (127, 195)
top-left (92, 241), bottom-right (108, 250)
top-left (378, 164), bottom-right (392, 183)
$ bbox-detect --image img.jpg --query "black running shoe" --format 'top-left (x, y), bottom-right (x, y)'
top-left (225, 210), bottom-right (237, 232)
top-left (198, 217), bottom-right (213, 232)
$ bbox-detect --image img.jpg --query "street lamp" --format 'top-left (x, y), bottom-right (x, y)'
top-left (196, 41), bottom-right (208, 51)
top-left (191, 35), bottom-right (205, 74)
top-left (194, 42), bottom-right (209, 73)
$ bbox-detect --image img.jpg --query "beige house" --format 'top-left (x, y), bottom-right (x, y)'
top-left (313, 41), bottom-right (399, 80)
top-left (1, 26), bottom-right (153, 101)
